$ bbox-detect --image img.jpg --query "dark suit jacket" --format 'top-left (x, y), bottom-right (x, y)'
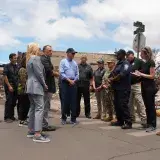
top-left (41, 55), bottom-right (56, 93)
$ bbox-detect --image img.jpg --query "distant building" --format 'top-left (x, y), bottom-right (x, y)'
top-left (51, 51), bottom-right (115, 71)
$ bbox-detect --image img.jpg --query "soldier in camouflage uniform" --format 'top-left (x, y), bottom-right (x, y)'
top-left (101, 59), bottom-right (116, 122)
top-left (17, 55), bottom-right (30, 127)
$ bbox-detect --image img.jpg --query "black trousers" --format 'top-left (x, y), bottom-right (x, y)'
top-left (4, 89), bottom-right (17, 120)
top-left (61, 81), bottom-right (77, 121)
top-left (77, 85), bottom-right (91, 117)
top-left (141, 82), bottom-right (156, 128)
top-left (18, 94), bottom-right (30, 121)
top-left (114, 90), bottom-right (132, 125)
top-left (59, 87), bottom-right (70, 116)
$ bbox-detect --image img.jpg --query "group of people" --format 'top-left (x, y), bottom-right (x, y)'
top-left (2, 42), bottom-right (160, 143)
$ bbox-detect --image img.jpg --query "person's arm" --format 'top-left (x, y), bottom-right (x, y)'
top-left (59, 60), bottom-right (68, 80)
top-left (32, 57), bottom-right (47, 89)
top-left (3, 65), bottom-right (13, 92)
top-left (89, 66), bottom-right (94, 85)
top-left (92, 76), bottom-right (96, 90)
top-left (110, 63), bottom-right (130, 82)
top-left (138, 67), bottom-right (155, 79)
top-left (74, 63), bottom-right (79, 82)
top-left (41, 56), bottom-right (53, 77)
top-left (135, 60), bottom-right (155, 79)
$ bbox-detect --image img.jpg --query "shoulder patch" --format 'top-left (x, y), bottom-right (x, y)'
top-left (124, 64), bottom-right (129, 71)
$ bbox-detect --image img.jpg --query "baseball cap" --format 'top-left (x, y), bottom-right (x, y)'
top-left (107, 59), bottom-right (116, 63)
top-left (97, 58), bottom-right (104, 64)
top-left (114, 49), bottom-right (126, 55)
top-left (66, 48), bottom-right (77, 54)
top-left (126, 50), bottom-right (134, 55)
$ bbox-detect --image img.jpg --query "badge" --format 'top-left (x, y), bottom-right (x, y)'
top-left (124, 64), bottom-right (129, 71)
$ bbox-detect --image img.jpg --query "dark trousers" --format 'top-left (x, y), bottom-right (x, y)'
top-left (114, 90), bottom-right (132, 125)
top-left (141, 82), bottom-right (156, 127)
top-left (77, 85), bottom-right (91, 117)
top-left (18, 94), bottom-right (30, 121)
top-left (61, 81), bottom-right (77, 121)
top-left (4, 89), bottom-right (17, 120)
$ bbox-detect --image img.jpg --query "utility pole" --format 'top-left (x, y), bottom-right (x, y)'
top-left (133, 21), bottom-right (145, 58)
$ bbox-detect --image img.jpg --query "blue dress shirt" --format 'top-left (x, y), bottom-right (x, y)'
top-left (59, 58), bottom-right (79, 81)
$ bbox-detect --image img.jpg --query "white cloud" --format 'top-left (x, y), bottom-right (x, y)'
top-left (0, 28), bottom-right (21, 47)
top-left (72, 0), bottom-right (160, 47)
top-left (0, 0), bottom-right (160, 51)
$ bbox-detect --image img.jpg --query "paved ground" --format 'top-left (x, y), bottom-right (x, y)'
top-left (0, 100), bottom-right (160, 160)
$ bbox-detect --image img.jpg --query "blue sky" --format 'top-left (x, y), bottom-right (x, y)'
top-left (0, 0), bottom-right (160, 63)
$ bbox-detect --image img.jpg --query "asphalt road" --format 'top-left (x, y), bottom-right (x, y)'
top-left (0, 102), bottom-right (160, 160)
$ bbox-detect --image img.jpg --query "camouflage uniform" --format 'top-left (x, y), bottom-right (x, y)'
top-left (18, 68), bottom-right (27, 95)
top-left (102, 69), bottom-right (114, 119)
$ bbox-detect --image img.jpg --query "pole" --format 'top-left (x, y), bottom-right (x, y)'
top-left (137, 33), bottom-right (141, 58)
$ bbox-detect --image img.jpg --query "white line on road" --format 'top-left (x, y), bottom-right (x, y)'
top-left (127, 129), bottom-right (160, 137)
top-left (81, 120), bottom-right (106, 125)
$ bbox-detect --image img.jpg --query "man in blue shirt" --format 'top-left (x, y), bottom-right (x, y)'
top-left (59, 48), bottom-right (79, 125)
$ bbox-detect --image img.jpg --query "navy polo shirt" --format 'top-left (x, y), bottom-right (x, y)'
top-left (111, 59), bottom-right (131, 90)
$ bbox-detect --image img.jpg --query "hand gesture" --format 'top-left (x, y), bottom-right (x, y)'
top-left (8, 86), bottom-right (13, 92)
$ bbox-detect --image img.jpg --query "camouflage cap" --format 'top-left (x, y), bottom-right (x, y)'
top-left (97, 58), bottom-right (104, 64)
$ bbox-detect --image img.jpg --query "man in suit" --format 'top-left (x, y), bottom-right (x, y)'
top-left (26, 48), bottom-right (50, 142)
top-left (41, 45), bottom-right (59, 131)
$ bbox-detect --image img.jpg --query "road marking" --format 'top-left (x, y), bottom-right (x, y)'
top-left (81, 120), bottom-right (106, 125)
top-left (99, 126), bottom-right (120, 130)
top-left (127, 129), bottom-right (160, 137)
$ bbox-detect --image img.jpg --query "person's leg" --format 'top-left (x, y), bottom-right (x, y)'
top-left (94, 91), bottom-right (102, 119)
top-left (43, 92), bottom-right (55, 131)
top-left (112, 90), bottom-right (124, 126)
top-left (102, 89), bottom-right (107, 118)
top-left (77, 87), bottom-right (82, 117)
top-left (11, 91), bottom-right (18, 120)
top-left (142, 86), bottom-right (156, 132)
top-left (43, 92), bottom-right (50, 128)
top-left (27, 94), bottom-right (35, 137)
top-left (32, 94), bottom-right (50, 143)
top-left (133, 84), bottom-right (147, 125)
top-left (19, 94), bottom-right (30, 126)
top-left (83, 85), bottom-right (91, 118)
top-left (61, 82), bottom-right (69, 123)
top-left (4, 90), bottom-right (14, 122)
top-left (70, 85), bottom-right (77, 123)
top-left (24, 94), bottom-right (30, 121)
top-left (120, 90), bottom-right (132, 129)
top-left (128, 89), bottom-right (135, 122)
top-left (18, 95), bottom-right (25, 126)
top-left (103, 90), bottom-right (113, 121)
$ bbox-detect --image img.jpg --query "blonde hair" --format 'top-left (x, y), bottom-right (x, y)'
top-left (26, 42), bottom-right (40, 63)
top-left (142, 46), bottom-right (153, 60)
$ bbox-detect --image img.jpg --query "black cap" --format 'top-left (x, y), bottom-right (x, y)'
top-left (66, 48), bottom-right (77, 54)
top-left (126, 50), bottom-right (134, 55)
top-left (115, 49), bottom-right (126, 55)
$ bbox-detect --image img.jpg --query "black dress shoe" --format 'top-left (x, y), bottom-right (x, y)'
top-left (86, 115), bottom-right (92, 119)
top-left (121, 124), bottom-right (132, 129)
top-left (43, 125), bottom-right (56, 131)
top-left (111, 121), bottom-right (123, 126)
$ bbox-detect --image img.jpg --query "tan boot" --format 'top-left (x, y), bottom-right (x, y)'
top-left (93, 115), bottom-right (101, 119)
top-left (102, 116), bottom-right (113, 122)
top-left (156, 132), bottom-right (160, 136)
